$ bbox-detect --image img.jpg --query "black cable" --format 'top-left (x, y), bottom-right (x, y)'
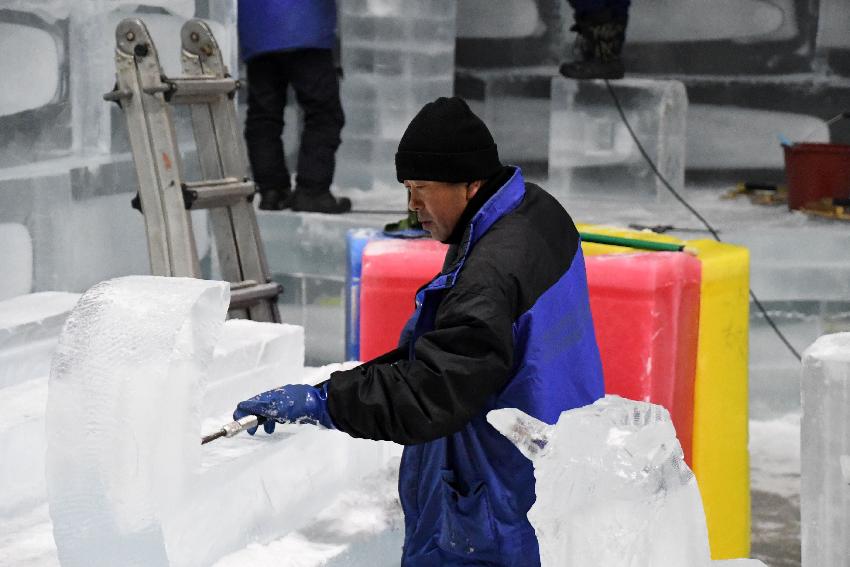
top-left (603, 79), bottom-right (801, 362)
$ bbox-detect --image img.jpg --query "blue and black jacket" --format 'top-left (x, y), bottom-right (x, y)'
top-left (327, 166), bottom-right (604, 566)
top-left (237, 0), bottom-right (337, 62)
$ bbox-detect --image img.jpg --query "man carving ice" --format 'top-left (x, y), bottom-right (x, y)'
top-left (234, 97), bottom-right (605, 566)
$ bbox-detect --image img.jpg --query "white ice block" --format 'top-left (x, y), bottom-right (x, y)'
top-left (801, 333), bottom-right (850, 567)
top-left (337, 0), bottom-right (456, 199)
top-left (0, 22), bottom-right (60, 117)
top-left (203, 319), bottom-right (305, 419)
top-left (488, 396), bottom-right (712, 567)
top-left (0, 377), bottom-right (48, 517)
top-left (0, 291), bottom-right (80, 388)
top-left (548, 77), bottom-right (687, 205)
top-left (45, 275), bottom-right (391, 566)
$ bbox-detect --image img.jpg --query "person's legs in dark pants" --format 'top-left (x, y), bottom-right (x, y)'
top-left (288, 48), bottom-right (350, 213)
top-left (244, 52), bottom-right (293, 210)
top-left (560, 0), bottom-right (630, 80)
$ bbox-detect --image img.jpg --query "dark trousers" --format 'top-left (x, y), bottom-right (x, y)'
top-left (244, 48), bottom-right (345, 194)
top-left (568, 0), bottom-right (630, 21)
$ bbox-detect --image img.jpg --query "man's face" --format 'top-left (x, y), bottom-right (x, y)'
top-left (405, 180), bottom-right (481, 242)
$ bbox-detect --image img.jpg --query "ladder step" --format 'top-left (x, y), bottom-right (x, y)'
top-left (229, 281), bottom-right (282, 310)
top-left (182, 178), bottom-right (254, 209)
top-left (143, 77), bottom-right (239, 104)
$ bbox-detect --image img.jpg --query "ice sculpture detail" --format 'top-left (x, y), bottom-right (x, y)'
top-left (488, 396), bottom-right (712, 567)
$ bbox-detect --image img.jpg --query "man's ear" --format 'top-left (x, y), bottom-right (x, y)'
top-left (466, 179), bottom-right (483, 201)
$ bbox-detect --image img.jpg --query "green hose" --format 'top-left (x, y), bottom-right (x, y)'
top-left (579, 232), bottom-right (686, 253)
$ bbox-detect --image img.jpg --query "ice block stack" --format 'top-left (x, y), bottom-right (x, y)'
top-left (801, 332), bottom-right (850, 567)
top-left (548, 77), bottom-right (687, 204)
top-left (337, 0), bottom-right (457, 203)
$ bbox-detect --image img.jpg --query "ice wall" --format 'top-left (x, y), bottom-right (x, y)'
top-left (548, 77), bottom-right (687, 205)
top-left (45, 276), bottom-right (393, 566)
top-left (488, 396), bottom-right (712, 567)
top-left (801, 333), bottom-right (850, 567)
top-left (336, 0), bottom-right (456, 203)
top-left (0, 1), bottom-right (235, 296)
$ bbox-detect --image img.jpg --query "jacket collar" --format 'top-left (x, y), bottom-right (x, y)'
top-left (434, 166), bottom-right (526, 286)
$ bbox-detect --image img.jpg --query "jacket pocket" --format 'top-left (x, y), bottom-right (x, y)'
top-left (437, 469), bottom-right (499, 556)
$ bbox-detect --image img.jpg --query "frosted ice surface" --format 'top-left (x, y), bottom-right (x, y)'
top-left (203, 319), bottom-right (305, 419)
top-left (628, 0), bottom-right (796, 42)
top-left (687, 105), bottom-right (828, 169)
top-left (0, 23), bottom-right (59, 117)
top-left (0, 292), bottom-right (80, 388)
top-left (488, 396), bottom-right (712, 567)
top-left (548, 77), bottom-right (687, 203)
top-left (0, 223), bottom-right (33, 301)
top-left (212, 458), bottom-right (404, 567)
top-left (457, 0), bottom-right (539, 38)
top-left (45, 276), bottom-right (394, 566)
top-left (801, 333), bottom-right (850, 567)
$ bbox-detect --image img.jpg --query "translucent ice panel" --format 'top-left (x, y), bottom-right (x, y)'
top-left (488, 396), bottom-right (712, 567)
top-left (337, 0), bottom-right (456, 199)
top-left (0, 23), bottom-right (60, 116)
top-left (801, 333), bottom-right (850, 567)
top-left (203, 319), bottom-right (304, 419)
top-left (46, 276), bottom-right (392, 566)
top-left (548, 77), bottom-right (687, 204)
top-left (0, 222), bottom-right (33, 301)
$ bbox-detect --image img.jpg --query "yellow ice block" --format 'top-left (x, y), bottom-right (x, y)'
top-left (579, 224), bottom-right (751, 559)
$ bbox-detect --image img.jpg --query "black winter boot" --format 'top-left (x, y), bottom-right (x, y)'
top-left (257, 184), bottom-right (292, 211)
top-left (559, 10), bottom-right (627, 80)
top-left (290, 185), bottom-right (351, 214)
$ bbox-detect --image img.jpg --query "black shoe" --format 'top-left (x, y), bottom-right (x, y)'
top-left (290, 189), bottom-right (352, 214)
top-left (560, 11), bottom-right (627, 80)
top-left (258, 188), bottom-right (292, 211)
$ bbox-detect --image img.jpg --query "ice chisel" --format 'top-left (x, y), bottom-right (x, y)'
top-left (201, 415), bottom-right (260, 445)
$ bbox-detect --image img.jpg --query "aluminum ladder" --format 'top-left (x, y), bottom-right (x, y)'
top-left (105, 18), bottom-right (281, 322)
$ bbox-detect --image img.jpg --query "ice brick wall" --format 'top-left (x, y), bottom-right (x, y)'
top-left (548, 77), bottom-right (687, 204)
top-left (0, 0), bottom-right (235, 297)
top-left (801, 333), bottom-right (850, 567)
top-left (336, 0), bottom-right (456, 203)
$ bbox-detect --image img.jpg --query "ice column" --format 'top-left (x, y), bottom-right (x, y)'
top-left (801, 333), bottom-right (850, 567)
top-left (45, 276), bottom-right (394, 567)
top-left (337, 0), bottom-right (457, 204)
top-left (548, 77), bottom-right (687, 204)
top-left (488, 396), bottom-right (712, 567)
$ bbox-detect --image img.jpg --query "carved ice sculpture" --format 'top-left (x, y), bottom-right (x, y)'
top-left (46, 276), bottom-right (390, 567)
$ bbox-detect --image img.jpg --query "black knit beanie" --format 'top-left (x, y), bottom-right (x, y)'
top-left (395, 97), bottom-right (502, 183)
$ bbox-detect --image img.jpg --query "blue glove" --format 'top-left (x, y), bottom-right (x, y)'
top-left (233, 383), bottom-right (335, 435)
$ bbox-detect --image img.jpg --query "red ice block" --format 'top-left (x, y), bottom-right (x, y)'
top-left (359, 238), bottom-right (448, 362)
top-left (585, 252), bottom-right (701, 464)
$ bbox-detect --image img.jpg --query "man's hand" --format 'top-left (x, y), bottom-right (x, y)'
top-left (233, 383), bottom-right (335, 435)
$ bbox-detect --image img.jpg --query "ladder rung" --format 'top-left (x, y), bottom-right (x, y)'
top-left (147, 77), bottom-right (238, 104)
top-left (182, 179), bottom-right (254, 209)
top-left (229, 281), bottom-right (282, 310)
